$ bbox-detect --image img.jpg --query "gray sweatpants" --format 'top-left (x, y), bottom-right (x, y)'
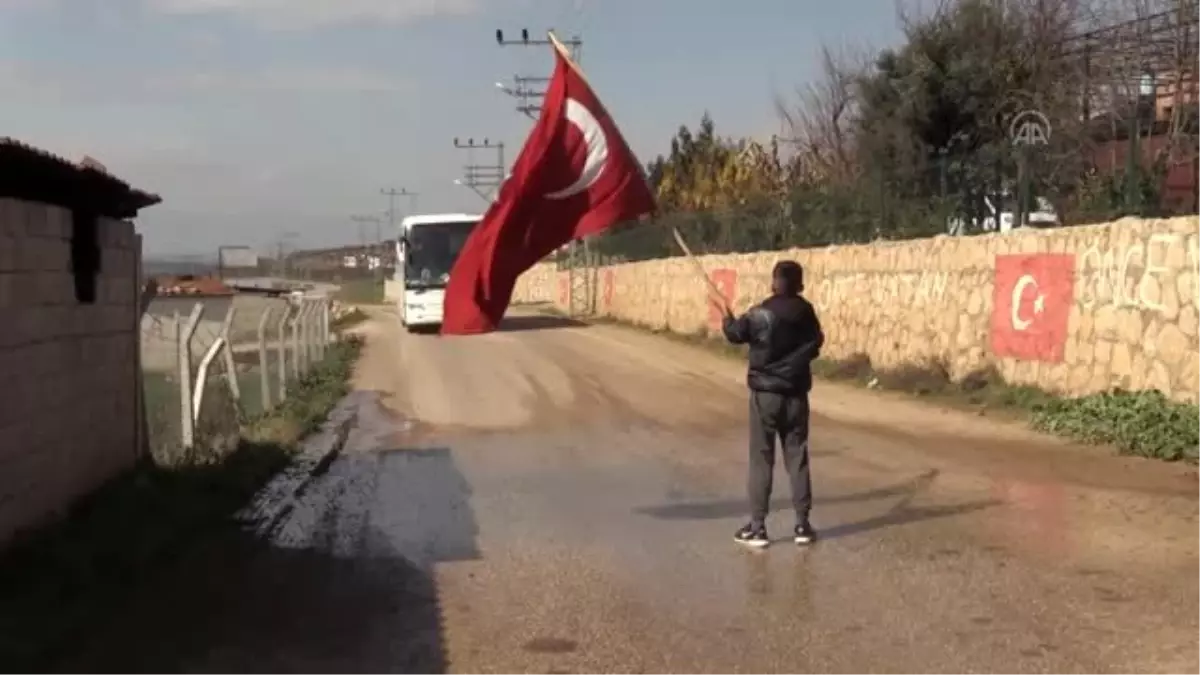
top-left (748, 390), bottom-right (812, 527)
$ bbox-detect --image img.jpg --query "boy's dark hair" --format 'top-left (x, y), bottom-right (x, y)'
top-left (772, 260), bottom-right (804, 295)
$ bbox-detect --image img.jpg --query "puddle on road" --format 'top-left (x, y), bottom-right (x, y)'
top-left (265, 390), bottom-right (483, 568)
top-left (342, 390), bottom-right (439, 453)
top-left (985, 477), bottom-right (1074, 560)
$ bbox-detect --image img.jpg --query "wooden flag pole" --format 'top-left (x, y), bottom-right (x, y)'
top-left (672, 226), bottom-right (732, 316)
top-left (547, 32), bottom-right (587, 81)
top-left (549, 30), bottom-right (683, 313)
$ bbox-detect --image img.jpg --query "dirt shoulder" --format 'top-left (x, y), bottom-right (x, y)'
top-left (524, 306), bottom-right (1197, 494)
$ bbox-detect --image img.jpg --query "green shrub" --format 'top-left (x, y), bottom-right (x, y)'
top-left (1031, 389), bottom-right (1200, 462)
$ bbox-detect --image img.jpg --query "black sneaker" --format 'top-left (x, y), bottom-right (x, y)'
top-left (794, 521), bottom-right (817, 546)
top-left (734, 523), bottom-right (769, 548)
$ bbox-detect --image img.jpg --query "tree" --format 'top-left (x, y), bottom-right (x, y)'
top-left (775, 46), bottom-right (867, 188)
top-left (650, 114), bottom-right (789, 214)
top-left (853, 0), bottom-right (1085, 218)
top-left (645, 156), bottom-right (667, 192)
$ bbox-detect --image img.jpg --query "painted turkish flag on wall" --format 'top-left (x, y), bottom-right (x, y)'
top-left (706, 269), bottom-right (737, 330)
top-left (602, 269), bottom-right (615, 312)
top-left (441, 40), bottom-right (656, 335)
top-left (990, 254), bottom-right (1076, 362)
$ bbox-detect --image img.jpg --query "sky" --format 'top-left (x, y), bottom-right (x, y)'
top-left (1, 0), bottom-right (905, 257)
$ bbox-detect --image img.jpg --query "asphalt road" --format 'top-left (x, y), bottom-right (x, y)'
top-left (76, 306), bottom-right (1198, 673)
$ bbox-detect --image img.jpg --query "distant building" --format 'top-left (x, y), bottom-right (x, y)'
top-left (1084, 65), bottom-right (1200, 213)
top-left (1153, 69), bottom-right (1198, 123)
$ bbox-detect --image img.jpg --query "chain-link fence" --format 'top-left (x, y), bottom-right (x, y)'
top-left (590, 136), bottom-right (1196, 267)
top-left (139, 294), bottom-right (335, 466)
top-left (594, 197), bottom-right (952, 266)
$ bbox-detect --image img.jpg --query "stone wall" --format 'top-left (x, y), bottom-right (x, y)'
top-left (512, 261), bottom-right (556, 305)
top-left (522, 216), bottom-right (1199, 403)
top-left (0, 199), bottom-right (143, 546)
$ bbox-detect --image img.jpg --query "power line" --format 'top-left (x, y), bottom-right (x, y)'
top-left (1061, 7), bottom-right (1197, 63)
top-left (494, 28), bottom-right (582, 119)
top-left (1054, 7), bottom-right (1198, 134)
top-left (496, 76), bottom-right (552, 119)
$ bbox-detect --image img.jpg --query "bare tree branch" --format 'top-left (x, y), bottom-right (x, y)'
top-left (775, 45), bottom-right (870, 186)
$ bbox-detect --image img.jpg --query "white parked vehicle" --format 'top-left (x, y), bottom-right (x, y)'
top-left (395, 212), bottom-right (481, 331)
top-left (947, 194), bottom-right (1059, 235)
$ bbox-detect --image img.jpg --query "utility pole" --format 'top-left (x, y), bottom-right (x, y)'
top-left (350, 213), bottom-right (382, 243)
top-left (495, 76), bottom-right (551, 119)
top-left (273, 231), bottom-right (299, 279)
top-left (452, 137), bottom-right (505, 200)
top-left (495, 27), bottom-right (590, 317)
top-left (494, 28), bottom-right (582, 119)
top-left (350, 215), bottom-right (369, 249)
top-left (379, 188), bottom-right (416, 275)
top-left (350, 214), bottom-right (384, 277)
top-left (380, 188), bottom-right (418, 240)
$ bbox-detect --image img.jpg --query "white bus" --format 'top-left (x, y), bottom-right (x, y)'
top-left (395, 212), bottom-right (482, 331)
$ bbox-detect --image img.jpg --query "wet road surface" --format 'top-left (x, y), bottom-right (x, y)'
top-left (74, 307), bottom-right (1198, 673)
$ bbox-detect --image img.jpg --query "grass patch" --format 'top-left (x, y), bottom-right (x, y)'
top-left (569, 309), bottom-right (1199, 463)
top-left (241, 337), bottom-right (362, 441)
top-left (0, 337), bottom-right (363, 672)
top-left (335, 278), bottom-right (384, 305)
top-left (816, 357), bottom-right (1057, 409)
top-left (809, 355), bottom-right (1196, 457)
top-left (811, 354), bottom-right (1196, 462)
top-left (1030, 390), bottom-right (1200, 462)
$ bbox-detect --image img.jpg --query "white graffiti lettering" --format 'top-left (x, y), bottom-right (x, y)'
top-left (1077, 234), bottom-right (1181, 313)
top-left (815, 271), bottom-right (949, 309)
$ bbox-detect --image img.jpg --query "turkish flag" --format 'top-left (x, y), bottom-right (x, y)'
top-left (990, 254), bottom-right (1075, 362)
top-left (440, 43), bottom-right (656, 335)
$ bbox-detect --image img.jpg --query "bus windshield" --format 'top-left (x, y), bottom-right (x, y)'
top-left (404, 220), bottom-right (476, 289)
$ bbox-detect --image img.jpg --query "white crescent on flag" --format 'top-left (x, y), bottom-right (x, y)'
top-left (545, 98), bottom-right (610, 200)
top-left (1010, 273), bottom-right (1047, 331)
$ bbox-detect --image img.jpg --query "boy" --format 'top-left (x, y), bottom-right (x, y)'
top-left (719, 260), bottom-right (824, 548)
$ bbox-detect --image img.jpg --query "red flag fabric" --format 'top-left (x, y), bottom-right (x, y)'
top-left (440, 43), bottom-right (656, 335)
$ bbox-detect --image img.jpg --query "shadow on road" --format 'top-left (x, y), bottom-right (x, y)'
top-left (63, 530), bottom-right (447, 673)
top-left (635, 470), bottom-right (942, 521)
top-left (61, 447), bottom-right (480, 673)
top-left (496, 314), bottom-right (586, 332)
top-left (817, 499), bottom-right (999, 541)
top-left (406, 315), bottom-right (585, 335)
top-left (636, 467), bottom-right (998, 542)
top-left (373, 446), bottom-right (482, 566)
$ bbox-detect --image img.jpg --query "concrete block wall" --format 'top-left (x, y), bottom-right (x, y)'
top-left (0, 198), bottom-right (142, 546)
top-left (519, 216), bottom-right (1200, 403)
